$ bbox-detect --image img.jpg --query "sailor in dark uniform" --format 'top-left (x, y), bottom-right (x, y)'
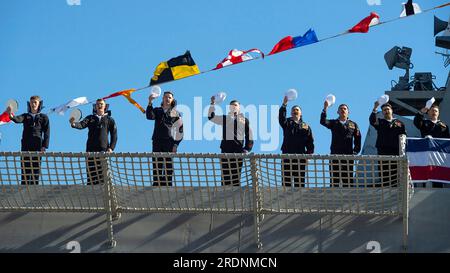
top-left (279, 96), bottom-right (314, 187)
top-left (8, 95), bottom-right (50, 185)
top-left (414, 105), bottom-right (449, 139)
top-left (321, 102), bottom-right (361, 187)
top-left (369, 102), bottom-right (406, 187)
top-left (413, 104), bottom-right (448, 188)
top-left (70, 98), bottom-right (117, 185)
top-left (208, 97), bottom-right (253, 186)
top-left (147, 91), bottom-right (183, 186)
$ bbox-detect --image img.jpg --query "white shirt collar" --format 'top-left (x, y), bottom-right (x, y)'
top-left (228, 113), bottom-right (239, 119)
top-left (95, 113), bottom-right (107, 120)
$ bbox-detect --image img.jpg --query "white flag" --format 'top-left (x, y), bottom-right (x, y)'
top-left (49, 97), bottom-right (89, 115)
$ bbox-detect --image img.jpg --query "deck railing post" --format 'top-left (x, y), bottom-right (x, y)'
top-left (100, 154), bottom-right (117, 248)
top-left (250, 154), bottom-right (263, 249)
top-left (399, 135), bottom-right (409, 251)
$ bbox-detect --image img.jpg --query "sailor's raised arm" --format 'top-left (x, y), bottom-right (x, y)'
top-left (208, 96), bottom-right (223, 125)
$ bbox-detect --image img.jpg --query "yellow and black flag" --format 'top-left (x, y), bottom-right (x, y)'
top-left (149, 50), bottom-right (201, 86)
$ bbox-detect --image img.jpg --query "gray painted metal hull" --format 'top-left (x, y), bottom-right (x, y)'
top-left (1, 188), bottom-right (448, 253)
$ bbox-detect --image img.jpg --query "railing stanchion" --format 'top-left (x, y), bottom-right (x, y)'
top-left (250, 154), bottom-right (262, 249)
top-left (399, 135), bottom-right (409, 251)
top-left (101, 154), bottom-right (117, 248)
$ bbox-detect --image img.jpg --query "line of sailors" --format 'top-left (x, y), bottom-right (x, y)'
top-left (5, 92), bottom-right (449, 186)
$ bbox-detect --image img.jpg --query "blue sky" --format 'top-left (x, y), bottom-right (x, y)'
top-left (0, 0), bottom-right (448, 154)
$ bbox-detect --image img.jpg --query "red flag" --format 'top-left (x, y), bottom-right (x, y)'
top-left (269, 36), bottom-right (294, 55)
top-left (214, 48), bottom-right (264, 70)
top-left (348, 12), bottom-right (380, 33)
top-left (0, 111), bottom-right (13, 126)
top-left (103, 89), bottom-right (145, 113)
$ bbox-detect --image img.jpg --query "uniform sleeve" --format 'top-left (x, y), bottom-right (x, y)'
top-left (244, 118), bottom-right (254, 152)
top-left (320, 110), bottom-right (332, 129)
top-left (278, 105), bottom-right (287, 129)
top-left (11, 113), bottom-right (25, 123)
top-left (400, 121), bottom-right (407, 136)
top-left (207, 105), bottom-right (223, 125)
top-left (306, 127), bottom-right (314, 154)
top-left (444, 125), bottom-right (450, 139)
top-left (173, 116), bottom-right (184, 147)
top-left (369, 112), bottom-right (379, 130)
top-left (71, 116), bottom-right (90, 129)
top-left (108, 118), bottom-right (118, 151)
top-left (42, 115), bottom-right (50, 149)
top-left (146, 104), bottom-right (157, 120)
top-left (353, 123), bottom-right (361, 155)
top-left (413, 113), bottom-right (424, 131)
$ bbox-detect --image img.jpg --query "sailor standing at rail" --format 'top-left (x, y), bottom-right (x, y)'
top-left (70, 98), bottom-right (117, 185)
top-left (320, 101), bottom-right (361, 187)
top-left (369, 102), bottom-right (406, 187)
top-left (208, 97), bottom-right (253, 186)
top-left (413, 104), bottom-right (448, 188)
top-left (414, 104), bottom-right (449, 139)
top-left (279, 95), bottom-right (314, 187)
top-left (8, 95), bottom-right (50, 185)
top-left (146, 91), bottom-right (183, 186)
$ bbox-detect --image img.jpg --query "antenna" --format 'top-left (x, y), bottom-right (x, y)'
top-left (435, 50), bottom-right (450, 68)
top-left (384, 46), bottom-right (414, 91)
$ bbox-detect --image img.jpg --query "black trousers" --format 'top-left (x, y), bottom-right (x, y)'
top-left (152, 157), bottom-right (173, 186)
top-left (379, 160), bottom-right (398, 187)
top-left (282, 158), bottom-right (306, 188)
top-left (330, 159), bottom-right (354, 187)
top-left (84, 147), bottom-right (108, 185)
top-left (86, 156), bottom-right (104, 185)
top-left (152, 140), bottom-right (175, 186)
top-left (21, 156), bottom-right (41, 185)
top-left (377, 150), bottom-right (399, 187)
top-left (220, 158), bottom-right (243, 186)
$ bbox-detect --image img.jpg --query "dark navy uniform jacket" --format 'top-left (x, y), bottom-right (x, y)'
top-left (279, 105), bottom-right (314, 154)
top-left (369, 112), bottom-right (406, 155)
top-left (146, 105), bottom-right (183, 149)
top-left (12, 113), bottom-right (50, 151)
top-left (413, 113), bottom-right (449, 138)
top-left (208, 110), bottom-right (253, 153)
top-left (72, 114), bottom-right (117, 152)
top-left (320, 110), bottom-right (361, 155)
